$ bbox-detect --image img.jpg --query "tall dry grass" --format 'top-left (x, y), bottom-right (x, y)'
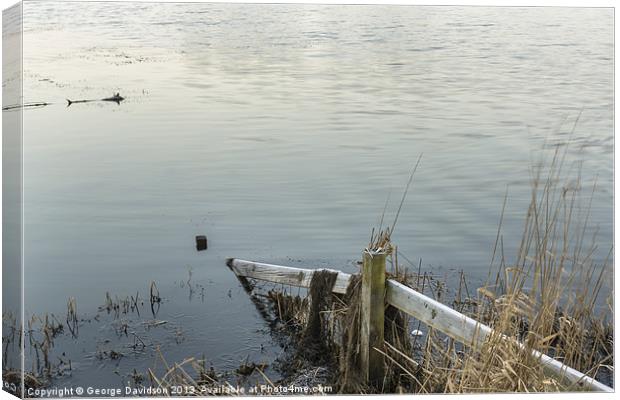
top-left (405, 142), bottom-right (613, 393)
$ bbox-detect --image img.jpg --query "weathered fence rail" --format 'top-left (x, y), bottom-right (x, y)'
top-left (227, 258), bottom-right (352, 294)
top-left (226, 257), bottom-right (613, 393)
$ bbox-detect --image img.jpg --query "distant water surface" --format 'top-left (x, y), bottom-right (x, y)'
top-left (15, 2), bottom-right (613, 388)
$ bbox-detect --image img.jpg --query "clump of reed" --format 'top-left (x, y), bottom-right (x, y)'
top-left (100, 291), bottom-right (141, 317)
top-left (7, 308), bottom-right (75, 391)
top-left (3, 303), bottom-right (79, 395)
top-left (265, 289), bottom-right (308, 333)
top-left (368, 153), bottom-right (423, 254)
top-left (2, 312), bottom-right (21, 371)
top-left (150, 281), bottom-right (162, 317)
top-left (66, 297), bottom-right (78, 338)
top-left (402, 142), bottom-right (613, 392)
top-left (235, 356), bottom-right (268, 376)
top-left (145, 349), bottom-right (272, 396)
top-left (5, 288), bottom-right (151, 393)
top-left (99, 281), bottom-right (165, 319)
top-left (179, 267), bottom-right (206, 301)
top-left (3, 281), bottom-right (171, 394)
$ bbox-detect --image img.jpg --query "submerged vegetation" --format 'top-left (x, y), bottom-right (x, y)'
top-left (1, 282), bottom-right (173, 396)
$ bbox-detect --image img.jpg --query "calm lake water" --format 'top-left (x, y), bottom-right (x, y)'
top-left (13, 2), bottom-right (615, 389)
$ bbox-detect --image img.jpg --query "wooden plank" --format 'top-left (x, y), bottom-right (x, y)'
top-left (226, 258), bottom-right (352, 294)
top-left (386, 279), bottom-right (613, 392)
top-left (386, 279), bottom-right (492, 347)
top-left (360, 250), bottom-right (386, 386)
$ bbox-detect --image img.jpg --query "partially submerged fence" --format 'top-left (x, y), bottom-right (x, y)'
top-left (226, 254), bottom-right (612, 393)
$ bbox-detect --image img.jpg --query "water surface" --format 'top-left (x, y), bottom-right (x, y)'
top-left (16, 2), bottom-right (613, 388)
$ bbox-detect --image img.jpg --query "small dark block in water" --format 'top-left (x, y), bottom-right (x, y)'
top-left (195, 235), bottom-right (208, 251)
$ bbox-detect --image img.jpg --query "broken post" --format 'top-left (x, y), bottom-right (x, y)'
top-left (360, 249), bottom-right (386, 388)
top-left (195, 235), bottom-right (208, 251)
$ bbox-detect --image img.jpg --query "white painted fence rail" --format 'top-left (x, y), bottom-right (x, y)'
top-left (386, 280), bottom-right (613, 393)
top-left (226, 258), bottom-right (613, 393)
top-left (227, 258), bottom-right (353, 294)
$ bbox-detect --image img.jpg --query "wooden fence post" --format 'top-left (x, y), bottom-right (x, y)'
top-left (360, 249), bottom-right (386, 387)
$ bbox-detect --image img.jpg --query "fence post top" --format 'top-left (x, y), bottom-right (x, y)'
top-left (364, 248), bottom-right (387, 257)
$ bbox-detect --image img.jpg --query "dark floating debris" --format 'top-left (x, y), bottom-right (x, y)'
top-left (195, 235), bottom-right (208, 251)
top-left (235, 360), bottom-right (268, 376)
top-left (2, 102), bottom-right (51, 111)
top-left (2, 92), bottom-right (126, 111)
top-left (67, 92), bottom-right (125, 107)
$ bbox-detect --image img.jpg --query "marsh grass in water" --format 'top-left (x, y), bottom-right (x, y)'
top-left (386, 142), bottom-right (613, 392)
top-left (1, 280), bottom-right (177, 395)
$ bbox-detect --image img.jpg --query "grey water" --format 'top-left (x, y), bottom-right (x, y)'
top-left (10, 1), bottom-right (615, 389)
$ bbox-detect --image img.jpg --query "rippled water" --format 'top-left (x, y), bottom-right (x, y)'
top-left (12, 1), bottom-right (614, 388)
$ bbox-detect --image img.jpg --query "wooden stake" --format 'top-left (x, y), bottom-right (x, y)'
top-left (360, 249), bottom-right (386, 388)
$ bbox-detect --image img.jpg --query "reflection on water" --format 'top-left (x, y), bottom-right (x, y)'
top-left (16, 2), bottom-right (613, 388)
